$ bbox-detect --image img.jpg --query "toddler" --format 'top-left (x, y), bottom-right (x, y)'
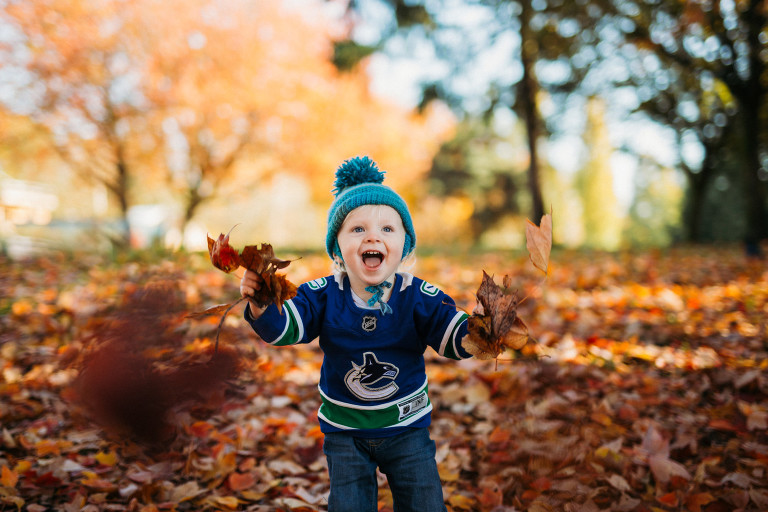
top-left (240, 156), bottom-right (473, 512)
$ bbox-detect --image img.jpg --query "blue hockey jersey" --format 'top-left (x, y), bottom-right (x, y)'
top-left (245, 272), bottom-right (471, 437)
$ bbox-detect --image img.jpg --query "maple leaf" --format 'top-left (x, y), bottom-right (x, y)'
top-left (463, 271), bottom-right (529, 360)
top-left (0, 465), bottom-right (18, 488)
top-left (464, 212), bottom-right (551, 362)
top-left (240, 243), bottom-right (292, 274)
top-left (201, 229), bottom-right (298, 350)
top-left (526, 212), bottom-right (552, 275)
top-left (207, 228), bottom-right (241, 273)
top-left (206, 230), bottom-right (297, 311)
top-left (237, 243), bottom-right (297, 313)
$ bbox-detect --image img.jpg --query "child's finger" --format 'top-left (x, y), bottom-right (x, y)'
top-left (240, 283), bottom-right (260, 297)
top-left (240, 285), bottom-right (253, 298)
top-left (241, 271), bottom-right (263, 290)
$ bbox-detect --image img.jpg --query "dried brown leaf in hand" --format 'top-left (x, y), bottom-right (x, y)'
top-left (463, 271), bottom-right (529, 360)
top-left (239, 244), bottom-right (298, 313)
top-left (465, 314), bottom-right (500, 360)
top-left (240, 242), bottom-right (292, 274)
top-left (206, 231), bottom-right (298, 313)
top-left (502, 315), bottom-right (529, 350)
top-left (202, 230), bottom-right (299, 349)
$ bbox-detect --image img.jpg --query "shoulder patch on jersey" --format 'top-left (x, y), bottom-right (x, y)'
top-left (420, 281), bottom-right (440, 296)
top-left (307, 277), bottom-right (328, 291)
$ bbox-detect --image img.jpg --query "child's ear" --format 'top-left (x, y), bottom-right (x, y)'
top-left (333, 254), bottom-right (345, 271)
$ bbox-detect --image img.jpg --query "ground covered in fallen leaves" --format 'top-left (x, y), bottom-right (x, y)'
top-left (1, 246), bottom-right (767, 512)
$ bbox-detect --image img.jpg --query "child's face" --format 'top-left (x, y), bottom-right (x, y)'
top-left (337, 204), bottom-right (406, 287)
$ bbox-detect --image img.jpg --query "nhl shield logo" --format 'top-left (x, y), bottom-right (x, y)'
top-left (361, 315), bottom-right (377, 332)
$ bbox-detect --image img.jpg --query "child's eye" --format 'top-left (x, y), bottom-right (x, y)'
top-left (353, 226), bottom-right (364, 233)
top-left (382, 226), bottom-right (393, 233)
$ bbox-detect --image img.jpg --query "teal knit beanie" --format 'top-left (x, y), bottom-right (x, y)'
top-left (326, 156), bottom-right (416, 261)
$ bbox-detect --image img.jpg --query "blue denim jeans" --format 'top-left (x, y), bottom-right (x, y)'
top-left (322, 427), bottom-right (447, 512)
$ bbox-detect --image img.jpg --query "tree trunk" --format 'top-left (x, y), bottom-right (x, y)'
top-left (740, 108), bottom-right (767, 251)
top-left (180, 186), bottom-right (204, 244)
top-left (683, 166), bottom-right (711, 242)
top-left (519, 0), bottom-right (545, 223)
top-left (739, 0), bottom-right (767, 254)
top-left (113, 158), bottom-right (132, 249)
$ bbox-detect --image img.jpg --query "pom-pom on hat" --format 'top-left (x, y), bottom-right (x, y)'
top-left (326, 156), bottom-right (416, 261)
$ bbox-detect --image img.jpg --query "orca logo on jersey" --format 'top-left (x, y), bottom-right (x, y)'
top-left (344, 352), bottom-right (399, 401)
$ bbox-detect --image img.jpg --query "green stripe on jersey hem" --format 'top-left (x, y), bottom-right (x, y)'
top-left (318, 382), bottom-right (431, 430)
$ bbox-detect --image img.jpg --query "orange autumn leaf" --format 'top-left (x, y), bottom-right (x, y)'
top-left (13, 461), bottom-right (31, 474)
top-left (207, 230), bottom-right (241, 273)
top-left (657, 491), bottom-right (679, 507)
top-left (488, 426), bottom-right (511, 444)
top-left (189, 421), bottom-right (215, 438)
top-left (228, 472), bottom-right (256, 491)
top-left (80, 472), bottom-right (118, 492)
top-left (1, 465), bottom-right (18, 488)
top-left (686, 492), bottom-right (716, 512)
top-left (520, 489), bottom-right (540, 501)
top-left (35, 439), bottom-right (65, 457)
top-left (448, 494), bottom-right (477, 510)
top-left (95, 451), bottom-right (118, 467)
top-left (530, 476), bottom-right (552, 491)
top-left (478, 482), bottom-right (503, 508)
top-left (526, 212), bottom-right (553, 275)
top-left (206, 495), bottom-right (241, 509)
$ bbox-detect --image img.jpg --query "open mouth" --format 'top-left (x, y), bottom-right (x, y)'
top-left (362, 251), bottom-right (384, 268)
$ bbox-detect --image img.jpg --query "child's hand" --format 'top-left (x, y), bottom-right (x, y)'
top-left (240, 269), bottom-right (267, 317)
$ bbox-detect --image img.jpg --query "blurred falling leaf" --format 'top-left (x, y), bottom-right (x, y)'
top-left (67, 282), bottom-right (242, 445)
top-left (526, 212), bottom-right (553, 275)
